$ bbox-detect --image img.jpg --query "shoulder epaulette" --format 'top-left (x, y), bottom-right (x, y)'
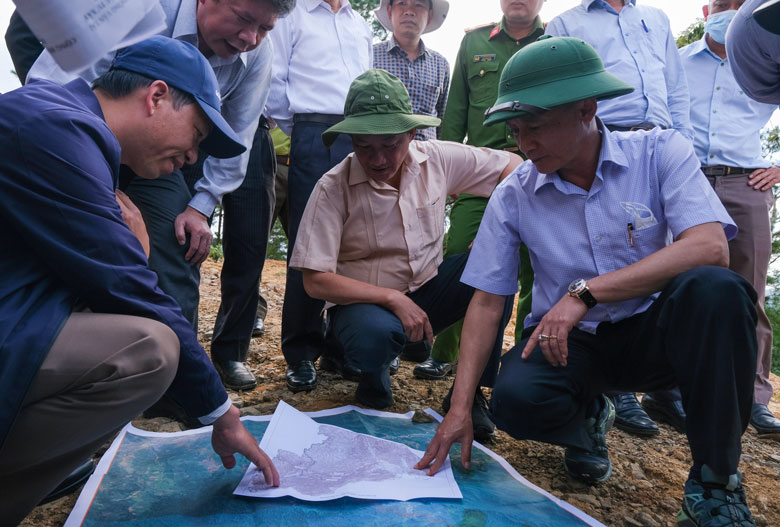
top-left (464, 22), bottom-right (496, 33)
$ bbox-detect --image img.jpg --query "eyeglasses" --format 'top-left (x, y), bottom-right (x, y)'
top-left (484, 101), bottom-right (550, 118)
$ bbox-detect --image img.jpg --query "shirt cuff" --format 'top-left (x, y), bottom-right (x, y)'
top-left (198, 397), bottom-right (232, 425)
top-left (188, 191), bottom-right (219, 218)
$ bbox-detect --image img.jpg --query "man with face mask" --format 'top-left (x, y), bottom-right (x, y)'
top-left (680, 0), bottom-right (780, 438)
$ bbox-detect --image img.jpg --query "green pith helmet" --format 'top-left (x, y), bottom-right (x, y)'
top-left (483, 35), bottom-right (634, 126)
top-left (322, 69), bottom-right (441, 147)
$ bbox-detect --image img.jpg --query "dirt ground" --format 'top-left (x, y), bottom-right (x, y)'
top-left (23, 259), bottom-right (780, 527)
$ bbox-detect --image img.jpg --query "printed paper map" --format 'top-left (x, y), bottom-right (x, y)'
top-left (234, 401), bottom-right (462, 501)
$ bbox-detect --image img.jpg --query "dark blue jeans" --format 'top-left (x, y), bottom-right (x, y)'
top-left (281, 120), bottom-right (353, 365)
top-left (210, 122), bottom-right (276, 362)
top-left (328, 252), bottom-right (514, 401)
top-left (490, 266), bottom-right (757, 477)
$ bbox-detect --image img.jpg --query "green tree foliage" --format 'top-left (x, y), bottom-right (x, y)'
top-left (351, 0), bottom-right (388, 40)
top-left (676, 19), bottom-right (704, 48)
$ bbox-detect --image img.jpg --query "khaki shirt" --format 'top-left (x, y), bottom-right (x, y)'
top-left (290, 140), bottom-right (511, 294)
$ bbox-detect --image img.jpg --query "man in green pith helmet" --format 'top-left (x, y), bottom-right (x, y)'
top-left (421, 0), bottom-right (545, 417)
top-left (289, 69), bottom-right (520, 415)
top-left (417, 36), bottom-right (758, 527)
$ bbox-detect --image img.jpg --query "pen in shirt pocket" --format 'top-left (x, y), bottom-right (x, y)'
top-left (627, 223), bottom-right (634, 247)
top-left (641, 19), bottom-right (649, 32)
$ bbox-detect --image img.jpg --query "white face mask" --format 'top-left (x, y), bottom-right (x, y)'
top-left (705, 9), bottom-right (737, 44)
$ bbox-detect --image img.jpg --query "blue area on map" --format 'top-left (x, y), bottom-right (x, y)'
top-left (82, 411), bottom-right (592, 526)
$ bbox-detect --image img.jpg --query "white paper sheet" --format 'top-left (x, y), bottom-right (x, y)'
top-left (13, 0), bottom-right (166, 73)
top-left (233, 401), bottom-right (463, 501)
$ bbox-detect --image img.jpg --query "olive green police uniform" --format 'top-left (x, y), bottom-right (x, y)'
top-left (432, 17), bottom-right (544, 363)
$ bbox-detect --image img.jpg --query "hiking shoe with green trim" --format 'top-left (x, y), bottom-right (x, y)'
top-left (677, 465), bottom-right (755, 527)
top-left (564, 394), bottom-right (615, 485)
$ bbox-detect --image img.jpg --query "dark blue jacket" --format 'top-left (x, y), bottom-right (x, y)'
top-left (0, 79), bottom-right (227, 448)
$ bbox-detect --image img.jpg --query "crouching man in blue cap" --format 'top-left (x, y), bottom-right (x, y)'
top-left (417, 36), bottom-right (758, 527)
top-left (0, 36), bottom-right (278, 525)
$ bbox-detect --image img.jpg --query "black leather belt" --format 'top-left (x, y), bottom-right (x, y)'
top-left (293, 113), bottom-right (344, 126)
top-left (605, 122), bottom-right (663, 132)
top-left (701, 165), bottom-right (758, 176)
top-left (276, 154), bottom-right (290, 166)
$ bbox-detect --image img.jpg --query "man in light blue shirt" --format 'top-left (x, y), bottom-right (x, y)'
top-left (546, 0), bottom-right (693, 141)
top-left (680, 0), bottom-right (780, 437)
top-left (418, 37), bottom-right (758, 527)
top-left (546, 0), bottom-right (695, 435)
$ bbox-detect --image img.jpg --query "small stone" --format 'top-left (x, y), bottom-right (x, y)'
top-left (623, 517), bottom-right (643, 527)
top-left (412, 409), bottom-right (434, 423)
top-left (630, 462), bottom-right (646, 480)
top-left (567, 493), bottom-right (600, 507)
top-left (768, 454), bottom-right (780, 463)
top-left (240, 406), bottom-right (264, 417)
top-left (636, 511), bottom-right (661, 527)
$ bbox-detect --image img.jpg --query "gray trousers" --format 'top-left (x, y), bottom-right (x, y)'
top-left (0, 313), bottom-right (179, 525)
top-left (707, 173), bottom-right (774, 405)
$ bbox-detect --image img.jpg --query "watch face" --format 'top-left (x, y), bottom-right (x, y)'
top-left (569, 278), bottom-right (586, 293)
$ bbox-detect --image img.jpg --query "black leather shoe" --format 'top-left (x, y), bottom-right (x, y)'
top-left (750, 403), bottom-right (780, 437)
top-left (355, 385), bottom-right (394, 409)
top-left (641, 392), bottom-right (686, 433)
top-left (214, 360), bottom-right (257, 391)
top-left (413, 357), bottom-right (453, 380)
top-left (319, 353), bottom-right (361, 381)
top-left (39, 459), bottom-right (96, 505)
top-left (286, 360), bottom-right (317, 392)
top-left (143, 394), bottom-right (202, 429)
top-left (389, 356), bottom-right (400, 376)
top-left (610, 392), bottom-right (659, 437)
top-left (399, 340), bottom-right (430, 363)
top-left (442, 384), bottom-right (495, 442)
top-left (564, 395), bottom-right (615, 485)
top-left (251, 317), bottom-right (265, 338)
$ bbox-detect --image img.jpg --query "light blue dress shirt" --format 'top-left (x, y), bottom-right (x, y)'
top-left (27, 0), bottom-right (272, 217)
top-left (546, 0), bottom-right (694, 141)
top-left (680, 37), bottom-right (777, 169)
top-left (462, 123), bottom-right (735, 333)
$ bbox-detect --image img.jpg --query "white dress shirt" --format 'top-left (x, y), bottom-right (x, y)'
top-left (27, 0), bottom-right (272, 217)
top-left (265, 0), bottom-right (373, 135)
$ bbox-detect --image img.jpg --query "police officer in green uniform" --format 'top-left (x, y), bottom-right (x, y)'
top-left (416, 2), bottom-right (546, 430)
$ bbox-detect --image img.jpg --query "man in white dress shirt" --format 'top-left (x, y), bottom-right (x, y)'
top-left (266, 0), bottom-right (373, 393)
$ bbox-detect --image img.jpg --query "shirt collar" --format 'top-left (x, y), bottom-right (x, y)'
top-left (583, 0), bottom-right (636, 11)
top-left (347, 142), bottom-right (428, 188)
top-left (305, 0), bottom-right (353, 13)
top-left (388, 35), bottom-right (430, 58)
top-left (533, 118), bottom-right (628, 194)
top-left (494, 16), bottom-right (544, 41)
top-left (175, 0), bottom-right (247, 67)
top-left (690, 35), bottom-right (726, 62)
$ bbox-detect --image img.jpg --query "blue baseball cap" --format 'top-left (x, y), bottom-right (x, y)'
top-left (110, 36), bottom-right (245, 159)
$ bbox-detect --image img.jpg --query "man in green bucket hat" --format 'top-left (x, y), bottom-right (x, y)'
top-left (417, 36), bottom-right (759, 527)
top-left (289, 69), bottom-right (520, 416)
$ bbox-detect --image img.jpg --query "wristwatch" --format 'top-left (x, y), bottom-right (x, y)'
top-left (568, 278), bottom-right (598, 309)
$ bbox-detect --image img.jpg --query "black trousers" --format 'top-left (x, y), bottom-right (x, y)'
top-left (490, 266), bottom-right (757, 477)
top-left (210, 122), bottom-right (276, 362)
top-left (281, 120), bottom-right (353, 365)
top-left (327, 252), bottom-right (514, 399)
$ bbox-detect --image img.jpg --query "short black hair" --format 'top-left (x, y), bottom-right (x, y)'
top-left (91, 68), bottom-right (195, 110)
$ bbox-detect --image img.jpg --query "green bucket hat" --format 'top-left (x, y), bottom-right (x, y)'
top-left (483, 35), bottom-right (634, 127)
top-left (322, 69), bottom-right (441, 147)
